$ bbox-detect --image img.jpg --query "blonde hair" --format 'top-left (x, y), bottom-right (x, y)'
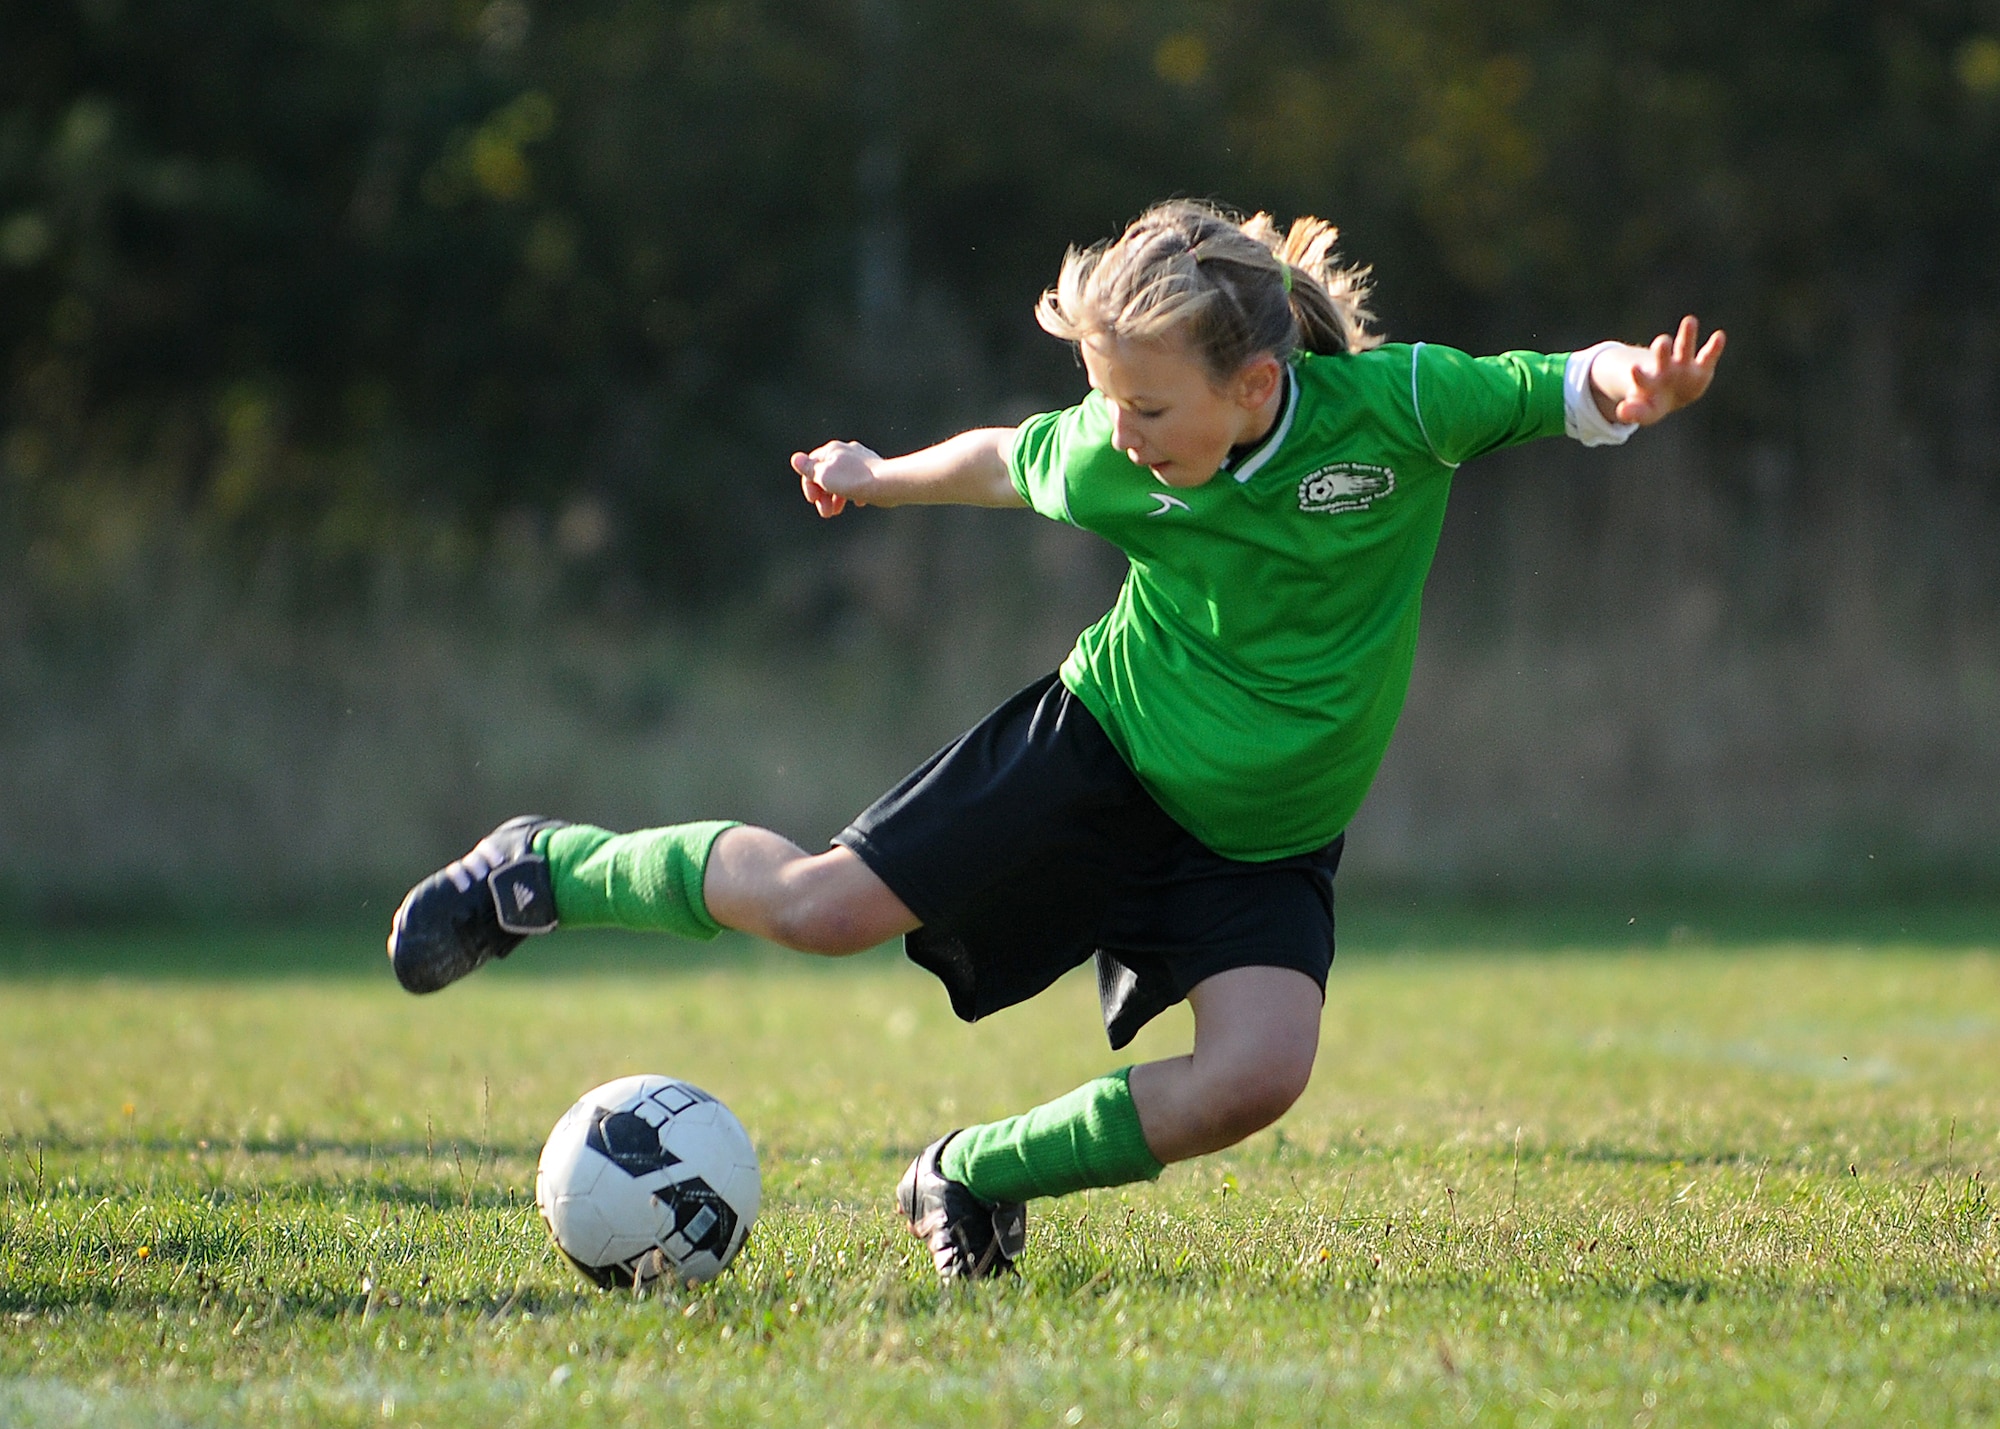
top-left (1035, 200), bottom-right (1381, 380)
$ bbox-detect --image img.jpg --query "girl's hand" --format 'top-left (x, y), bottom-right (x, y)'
top-left (1590, 316), bottom-right (1727, 426)
top-left (791, 441), bottom-right (881, 518)
top-left (790, 428), bottom-right (1022, 513)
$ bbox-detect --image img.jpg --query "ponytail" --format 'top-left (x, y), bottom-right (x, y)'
top-left (1036, 200), bottom-right (1380, 380)
top-left (1240, 211), bottom-right (1379, 359)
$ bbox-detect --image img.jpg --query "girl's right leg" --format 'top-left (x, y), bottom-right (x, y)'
top-left (390, 817), bottom-right (916, 994)
top-left (701, 826), bottom-right (919, 954)
top-left (540, 816), bottom-right (916, 952)
top-left (544, 821), bottom-right (917, 952)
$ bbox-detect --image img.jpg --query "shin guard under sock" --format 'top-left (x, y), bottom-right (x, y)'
top-left (942, 1067), bottom-right (1165, 1204)
top-left (536, 822), bottom-right (740, 939)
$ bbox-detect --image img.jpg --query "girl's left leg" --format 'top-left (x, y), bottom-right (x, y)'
top-left (935, 965), bottom-right (1322, 1204)
top-left (1126, 965), bottom-right (1323, 1161)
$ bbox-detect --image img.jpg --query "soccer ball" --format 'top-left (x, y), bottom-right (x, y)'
top-left (535, 1074), bottom-right (761, 1288)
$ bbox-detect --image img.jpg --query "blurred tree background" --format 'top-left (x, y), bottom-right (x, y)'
top-left (3, 0), bottom-right (1998, 917)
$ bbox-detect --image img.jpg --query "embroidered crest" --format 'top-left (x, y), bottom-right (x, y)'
top-left (1297, 463), bottom-right (1394, 514)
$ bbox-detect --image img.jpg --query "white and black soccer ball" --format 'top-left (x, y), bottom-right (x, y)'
top-left (535, 1074), bottom-right (761, 1288)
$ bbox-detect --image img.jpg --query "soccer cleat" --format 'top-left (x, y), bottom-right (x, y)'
top-left (388, 815), bottom-right (568, 994)
top-left (895, 1133), bottom-right (1027, 1282)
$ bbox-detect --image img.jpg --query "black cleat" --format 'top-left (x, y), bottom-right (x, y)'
top-left (895, 1133), bottom-right (1026, 1281)
top-left (388, 816), bottom-right (568, 994)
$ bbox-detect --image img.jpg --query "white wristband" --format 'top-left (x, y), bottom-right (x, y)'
top-left (1564, 343), bottom-right (1640, 447)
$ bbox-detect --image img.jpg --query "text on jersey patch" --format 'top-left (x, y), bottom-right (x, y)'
top-left (1298, 463), bottom-right (1395, 514)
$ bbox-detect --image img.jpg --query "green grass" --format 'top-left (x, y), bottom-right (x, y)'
top-left (3, 922), bottom-right (1999, 1426)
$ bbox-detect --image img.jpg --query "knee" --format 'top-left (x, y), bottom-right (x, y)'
top-left (761, 867), bottom-right (883, 956)
top-left (763, 897), bottom-right (874, 955)
top-left (776, 848), bottom-right (918, 954)
top-left (1200, 1050), bottom-right (1314, 1144)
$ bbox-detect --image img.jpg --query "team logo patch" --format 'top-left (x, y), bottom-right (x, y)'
top-left (1298, 463), bottom-right (1394, 514)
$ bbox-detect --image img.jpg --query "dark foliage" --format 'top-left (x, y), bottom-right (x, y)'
top-left (3, 0), bottom-right (1997, 609)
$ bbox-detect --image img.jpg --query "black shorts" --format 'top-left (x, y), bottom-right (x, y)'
top-left (834, 673), bottom-right (1343, 1049)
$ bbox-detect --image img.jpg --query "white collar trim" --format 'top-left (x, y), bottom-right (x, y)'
top-left (1232, 366), bottom-right (1297, 484)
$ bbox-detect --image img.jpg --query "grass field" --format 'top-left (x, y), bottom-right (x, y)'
top-left (3, 914), bottom-right (1999, 1427)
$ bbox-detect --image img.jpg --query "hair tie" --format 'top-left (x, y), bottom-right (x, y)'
top-left (1278, 262), bottom-right (1294, 294)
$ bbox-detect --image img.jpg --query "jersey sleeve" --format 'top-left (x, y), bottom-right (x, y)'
top-left (1005, 402), bottom-right (1088, 525)
top-left (1408, 344), bottom-right (1569, 468)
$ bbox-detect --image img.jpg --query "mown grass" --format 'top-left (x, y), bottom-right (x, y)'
top-left (3, 922), bottom-right (1999, 1426)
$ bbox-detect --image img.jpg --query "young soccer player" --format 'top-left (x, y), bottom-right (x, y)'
top-left (389, 200), bottom-right (1724, 1281)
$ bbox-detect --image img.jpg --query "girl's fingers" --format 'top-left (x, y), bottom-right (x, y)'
top-left (1674, 315), bottom-right (1700, 363)
top-left (795, 440), bottom-right (869, 515)
top-left (1614, 319), bottom-right (1724, 424)
top-left (1634, 334), bottom-right (1670, 393)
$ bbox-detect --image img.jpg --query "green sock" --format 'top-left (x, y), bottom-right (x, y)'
top-left (941, 1068), bottom-right (1165, 1204)
top-left (535, 822), bottom-right (740, 940)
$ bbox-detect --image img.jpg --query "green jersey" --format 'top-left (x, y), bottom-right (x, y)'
top-left (1007, 342), bottom-right (1569, 861)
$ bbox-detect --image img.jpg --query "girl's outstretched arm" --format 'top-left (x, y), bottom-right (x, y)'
top-left (792, 428), bottom-right (1025, 518)
top-left (1587, 316), bottom-right (1726, 427)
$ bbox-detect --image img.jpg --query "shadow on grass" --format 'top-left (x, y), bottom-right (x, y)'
top-left (4, 1135), bottom-right (540, 1211)
top-left (1630, 1278), bottom-right (2000, 1310)
top-left (7, 1258), bottom-right (2000, 1321)
top-left (0, 926), bottom-right (895, 982)
top-left (1556, 1144), bottom-right (1763, 1170)
top-left (0, 1282), bottom-right (599, 1320)
top-left (5, 1131), bottom-right (542, 1160)
top-left (21, 1179), bottom-right (533, 1212)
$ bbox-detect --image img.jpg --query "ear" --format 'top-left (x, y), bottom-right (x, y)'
top-left (1232, 353), bottom-right (1285, 412)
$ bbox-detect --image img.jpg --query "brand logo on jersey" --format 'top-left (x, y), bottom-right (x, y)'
top-left (1298, 463), bottom-right (1394, 514)
top-left (1146, 492), bottom-right (1192, 517)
